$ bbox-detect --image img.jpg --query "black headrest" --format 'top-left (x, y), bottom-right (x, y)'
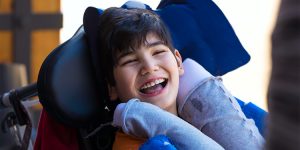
top-left (37, 26), bottom-right (111, 128)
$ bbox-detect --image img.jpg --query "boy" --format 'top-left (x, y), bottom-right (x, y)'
top-left (93, 7), bottom-right (264, 150)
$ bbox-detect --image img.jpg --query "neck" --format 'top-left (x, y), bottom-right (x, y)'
top-left (165, 104), bottom-right (178, 116)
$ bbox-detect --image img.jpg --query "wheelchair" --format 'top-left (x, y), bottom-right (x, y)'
top-left (0, 0), bottom-right (267, 149)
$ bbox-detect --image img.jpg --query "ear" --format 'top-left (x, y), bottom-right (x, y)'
top-left (108, 85), bottom-right (118, 101)
top-left (174, 49), bottom-right (184, 76)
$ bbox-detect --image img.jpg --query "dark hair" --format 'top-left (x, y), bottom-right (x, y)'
top-left (97, 7), bottom-right (174, 85)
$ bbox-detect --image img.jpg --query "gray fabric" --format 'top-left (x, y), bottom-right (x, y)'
top-left (113, 99), bottom-right (224, 150)
top-left (112, 76), bottom-right (264, 150)
top-left (178, 77), bottom-right (265, 150)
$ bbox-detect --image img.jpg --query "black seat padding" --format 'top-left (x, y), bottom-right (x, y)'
top-left (37, 26), bottom-right (110, 128)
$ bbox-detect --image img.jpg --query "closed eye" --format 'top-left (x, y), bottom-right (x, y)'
top-left (121, 59), bottom-right (138, 66)
top-left (153, 50), bottom-right (167, 56)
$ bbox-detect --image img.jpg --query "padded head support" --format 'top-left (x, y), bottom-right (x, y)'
top-left (38, 27), bottom-right (111, 128)
top-left (155, 0), bottom-right (250, 76)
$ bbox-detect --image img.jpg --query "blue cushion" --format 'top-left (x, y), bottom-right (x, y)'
top-left (155, 0), bottom-right (250, 76)
top-left (140, 135), bottom-right (177, 150)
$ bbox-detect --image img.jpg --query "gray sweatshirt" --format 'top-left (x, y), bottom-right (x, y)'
top-left (112, 58), bottom-right (264, 150)
top-left (113, 99), bottom-right (224, 150)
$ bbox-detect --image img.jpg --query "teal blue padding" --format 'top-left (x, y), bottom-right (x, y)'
top-left (140, 135), bottom-right (177, 150)
top-left (236, 98), bottom-right (267, 136)
top-left (155, 0), bottom-right (250, 76)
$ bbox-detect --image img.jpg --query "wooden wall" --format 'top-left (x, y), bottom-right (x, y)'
top-left (0, 0), bottom-right (12, 63)
top-left (0, 0), bottom-right (61, 82)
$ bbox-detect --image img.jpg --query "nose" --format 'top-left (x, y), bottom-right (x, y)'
top-left (140, 58), bottom-right (159, 76)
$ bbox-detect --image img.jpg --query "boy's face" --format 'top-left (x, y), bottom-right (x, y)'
top-left (109, 33), bottom-right (184, 115)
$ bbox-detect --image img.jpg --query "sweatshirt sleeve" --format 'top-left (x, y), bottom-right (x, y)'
top-left (177, 59), bottom-right (265, 150)
top-left (112, 99), bottom-right (224, 150)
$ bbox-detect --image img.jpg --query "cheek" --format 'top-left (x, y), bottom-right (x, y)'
top-left (113, 68), bottom-right (137, 99)
top-left (114, 69), bottom-right (132, 86)
top-left (166, 56), bottom-right (181, 74)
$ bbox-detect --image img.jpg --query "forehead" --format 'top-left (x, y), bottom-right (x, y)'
top-left (144, 33), bottom-right (162, 46)
top-left (112, 32), bottom-right (170, 65)
top-left (117, 33), bottom-right (164, 55)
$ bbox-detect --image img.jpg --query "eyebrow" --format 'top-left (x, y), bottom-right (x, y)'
top-left (145, 40), bottom-right (165, 48)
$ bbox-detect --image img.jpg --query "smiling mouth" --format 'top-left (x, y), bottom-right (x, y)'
top-left (139, 78), bottom-right (168, 94)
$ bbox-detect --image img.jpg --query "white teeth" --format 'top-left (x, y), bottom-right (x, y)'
top-left (155, 80), bottom-right (159, 84)
top-left (141, 78), bottom-right (165, 90)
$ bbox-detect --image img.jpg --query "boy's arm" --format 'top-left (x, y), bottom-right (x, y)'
top-left (177, 58), bottom-right (265, 150)
top-left (112, 99), bottom-right (224, 150)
